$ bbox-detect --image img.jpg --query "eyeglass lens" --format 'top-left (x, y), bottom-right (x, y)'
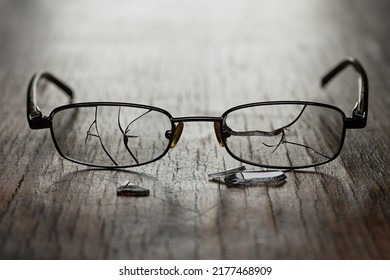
top-left (51, 105), bottom-right (172, 167)
top-left (223, 104), bottom-right (345, 168)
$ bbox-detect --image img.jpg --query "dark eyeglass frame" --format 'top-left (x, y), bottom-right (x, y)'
top-left (27, 57), bottom-right (368, 170)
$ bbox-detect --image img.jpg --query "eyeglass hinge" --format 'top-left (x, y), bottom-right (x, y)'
top-left (28, 111), bottom-right (51, 129)
top-left (345, 117), bottom-right (366, 129)
top-left (29, 110), bottom-right (42, 120)
top-left (352, 100), bottom-right (365, 119)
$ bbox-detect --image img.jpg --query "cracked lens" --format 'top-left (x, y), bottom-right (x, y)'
top-left (224, 104), bottom-right (344, 167)
top-left (259, 106), bottom-right (331, 160)
top-left (52, 105), bottom-right (171, 167)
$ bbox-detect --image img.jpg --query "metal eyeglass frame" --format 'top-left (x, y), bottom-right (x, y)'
top-left (27, 57), bottom-right (368, 169)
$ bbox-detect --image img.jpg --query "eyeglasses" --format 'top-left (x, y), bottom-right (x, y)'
top-left (27, 57), bottom-right (368, 170)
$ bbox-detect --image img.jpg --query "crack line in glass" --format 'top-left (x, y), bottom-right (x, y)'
top-left (85, 106), bottom-right (118, 166)
top-left (225, 105), bottom-right (331, 160)
top-left (117, 107), bottom-right (152, 165)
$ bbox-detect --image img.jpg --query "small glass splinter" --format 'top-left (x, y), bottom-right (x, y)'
top-left (208, 167), bottom-right (286, 185)
top-left (224, 171), bottom-right (286, 185)
top-left (116, 180), bottom-right (150, 197)
top-left (208, 166), bottom-right (246, 179)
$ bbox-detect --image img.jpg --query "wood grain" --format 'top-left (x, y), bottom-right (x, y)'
top-left (1, 0), bottom-right (390, 259)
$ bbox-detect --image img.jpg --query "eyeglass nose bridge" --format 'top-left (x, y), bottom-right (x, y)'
top-left (168, 116), bottom-right (225, 149)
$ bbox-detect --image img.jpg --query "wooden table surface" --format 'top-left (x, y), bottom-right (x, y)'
top-left (1, 0), bottom-right (390, 259)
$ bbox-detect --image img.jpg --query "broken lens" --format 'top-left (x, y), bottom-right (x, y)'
top-left (223, 103), bottom-right (346, 168)
top-left (50, 105), bottom-right (173, 167)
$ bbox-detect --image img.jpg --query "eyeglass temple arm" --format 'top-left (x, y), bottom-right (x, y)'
top-left (321, 57), bottom-right (368, 129)
top-left (27, 72), bottom-right (74, 129)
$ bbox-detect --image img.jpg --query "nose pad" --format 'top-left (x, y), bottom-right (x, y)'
top-left (169, 122), bottom-right (184, 149)
top-left (214, 121), bottom-right (225, 147)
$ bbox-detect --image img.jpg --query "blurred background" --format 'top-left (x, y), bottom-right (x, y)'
top-left (1, 0), bottom-right (389, 113)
